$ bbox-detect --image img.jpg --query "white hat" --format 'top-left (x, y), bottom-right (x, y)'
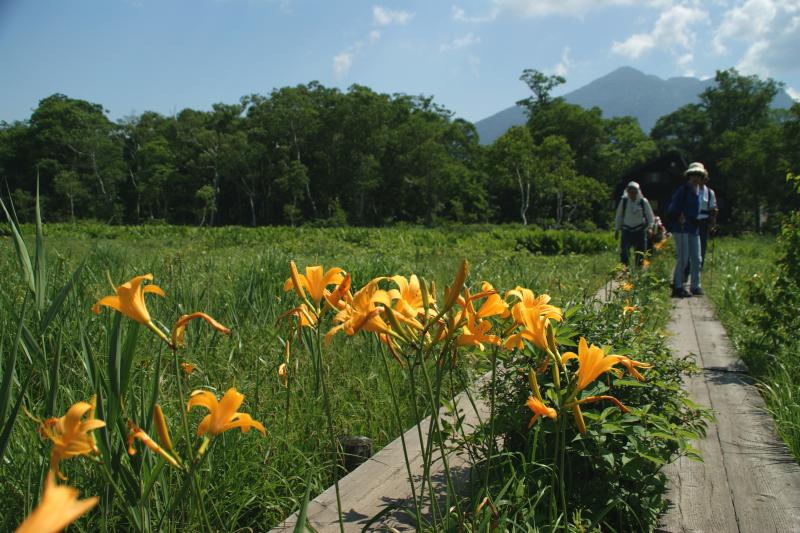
top-left (626, 181), bottom-right (640, 190)
top-left (685, 162), bottom-right (708, 178)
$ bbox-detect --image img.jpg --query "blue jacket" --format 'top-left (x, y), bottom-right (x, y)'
top-left (667, 182), bottom-right (701, 234)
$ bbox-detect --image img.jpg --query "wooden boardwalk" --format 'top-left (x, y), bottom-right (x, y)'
top-left (658, 296), bottom-right (800, 533)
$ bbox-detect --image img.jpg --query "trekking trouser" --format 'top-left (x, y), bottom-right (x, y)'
top-left (698, 219), bottom-right (710, 267)
top-left (620, 226), bottom-right (647, 267)
top-left (674, 232), bottom-right (702, 290)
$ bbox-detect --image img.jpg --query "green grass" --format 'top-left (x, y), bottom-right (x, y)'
top-left (704, 235), bottom-right (800, 460)
top-left (0, 223), bottom-right (617, 531)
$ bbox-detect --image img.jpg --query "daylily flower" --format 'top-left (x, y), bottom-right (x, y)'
top-left (623, 300), bottom-right (638, 315)
top-left (618, 356), bottom-right (652, 381)
top-left (642, 259), bottom-right (652, 268)
top-left (472, 282), bottom-right (510, 319)
top-left (456, 315), bottom-right (501, 351)
top-left (187, 388), bottom-right (266, 437)
top-left (39, 397), bottom-right (105, 479)
top-left (127, 421), bottom-right (181, 469)
top-left (280, 303), bottom-right (318, 336)
top-left (14, 471), bottom-right (98, 533)
top-left (172, 312), bottom-right (231, 348)
top-left (562, 338), bottom-right (651, 391)
top-left (388, 275), bottom-right (435, 319)
top-left (622, 282), bottom-right (634, 291)
top-left (324, 280), bottom-right (392, 343)
top-left (506, 287), bottom-right (562, 321)
top-left (526, 396), bottom-right (557, 428)
top-left (92, 274), bottom-right (170, 344)
top-left (180, 362), bottom-right (196, 375)
top-left (562, 337), bottom-right (625, 391)
top-left (92, 273), bottom-right (164, 325)
top-left (504, 305), bottom-right (550, 353)
top-left (284, 262), bottom-right (345, 306)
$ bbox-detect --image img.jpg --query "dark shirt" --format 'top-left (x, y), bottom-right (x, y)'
top-left (667, 182), bottom-right (701, 234)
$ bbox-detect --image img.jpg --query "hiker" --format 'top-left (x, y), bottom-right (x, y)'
top-left (648, 216), bottom-right (667, 248)
top-left (668, 162), bottom-right (705, 297)
top-left (697, 173), bottom-right (718, 266)
top-left (614, 181), bottom-right (655, 268)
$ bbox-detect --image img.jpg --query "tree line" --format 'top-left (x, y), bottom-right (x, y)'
top-left (1, 68), bottom-right (797, 229)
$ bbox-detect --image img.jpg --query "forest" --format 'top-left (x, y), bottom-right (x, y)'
top-left (1, 68), bottom-right (798, 230)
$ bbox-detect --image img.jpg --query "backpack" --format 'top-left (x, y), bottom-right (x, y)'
top-left (622, 197), bottom-right (646, 226)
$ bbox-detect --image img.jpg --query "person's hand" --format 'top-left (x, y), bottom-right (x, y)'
top-left (710, 225), bottom-right (718, 236)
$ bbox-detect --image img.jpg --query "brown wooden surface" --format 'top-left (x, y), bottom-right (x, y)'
top-left (658, 296), bottom-right (800, 533)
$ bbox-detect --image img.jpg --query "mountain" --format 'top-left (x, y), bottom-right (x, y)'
top-left (475, 66), bottom-right (796, 145)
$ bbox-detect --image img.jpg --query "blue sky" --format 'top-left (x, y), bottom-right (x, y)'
top-left (1, 0), bottom-right (798, 124)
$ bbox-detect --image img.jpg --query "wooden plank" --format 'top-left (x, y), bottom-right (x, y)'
top-left (659, 297), bottom-right (740, 533)
top-left (271, 376), bottom-right (491, 532)
top-left (687, 297), bottom-right (800, 533)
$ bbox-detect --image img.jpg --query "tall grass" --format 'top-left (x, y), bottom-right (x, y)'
top-left (0, 219), bottom-right (617, 531)
top-left (705, 235), bottom-right (800, 460)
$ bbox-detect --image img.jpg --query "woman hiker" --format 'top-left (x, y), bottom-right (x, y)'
top-left (668, 162), bottom-right (705, 298)
top-left (614, 181), bottom-right (655, 269)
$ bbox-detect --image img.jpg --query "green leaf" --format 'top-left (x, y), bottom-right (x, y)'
top-left (41, 261), bottom-right (85, 332)
top-left (34, 177), bottom-right (46, 313)
top-left (0, 196), bottom-right (34, 293)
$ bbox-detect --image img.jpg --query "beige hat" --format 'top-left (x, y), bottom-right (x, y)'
top-left (685, 162), bottom-right (708, 178)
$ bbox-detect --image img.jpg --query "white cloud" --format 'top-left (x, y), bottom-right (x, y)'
top-left (611, 5), bottom-right (709, 59)
top-left (332, 52), bottom-right (354, 79)
top-left (369, 30), bottom-right (381, 43)
top-left (712, 1), bottom-right (800, 78)
top-left (553, 47), bottom-right (572, 76)
top-left (373, 6), bottom-right (414, 26)
top-left (453, 0), bottom-right (673, 21)
top-left (787, 86), bottom-right (800, 101)
top-left (440, 33), bottom-right (481, 52)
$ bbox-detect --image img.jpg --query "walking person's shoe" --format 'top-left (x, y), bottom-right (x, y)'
top-left (671, 287), bottom-right (684, 298)
top-left (680, 288), bottom-right (693, 298)
top-left (692, 287), bottom-right (705, 296)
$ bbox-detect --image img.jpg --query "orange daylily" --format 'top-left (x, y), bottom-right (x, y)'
top-left (388, 275), bottom-right (435, 319)
top-left (92, 273), bottom-right (165, 325)
top-left (187, 388), bottom-right (266, 437)
top-left (180, 362), bottom-right (196, 375)
top-left (15, 471), bottom-right (98, 533)
top-left (623, 300), bottom-right (638, 315)
top-left (618, 356), bottom-right (653, 381)
top-left (40, 397), bottom-right (105, 479)
top-left (284, 262), bottom-right (345, 305)
top-left (126, 421), bottom-right (181, 469)
top-left (456, 315), bottom-right (501, 351)
top-left (172, 312), bottom-right (231, 348)
top-left (621, 282), bottom-right (634, 291)
top-left (443, 260), bottom-right (469, 312)
top-left (472, 282), bottom-right (510, 319)
top-left (324, 280), bottom-right (392, 343)
top-left (561, 337), bottom-right (625, 391)
top-left (526, 396), bottom-right (557, 428)
top-left (504, 305), bottom-right (550, 353)
top-left (506, 287), bottom-right (562, 321)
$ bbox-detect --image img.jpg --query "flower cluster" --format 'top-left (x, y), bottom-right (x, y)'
top-left (281, 260), bottom-right (652, 435)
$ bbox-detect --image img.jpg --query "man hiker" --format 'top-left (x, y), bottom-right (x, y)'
top-left (614, 181), bottom-right (655, 268)
top-left (668, 162), bottom-right (705, 298)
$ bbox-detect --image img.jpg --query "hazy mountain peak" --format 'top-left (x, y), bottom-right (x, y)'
top-left (475, 67), bottom-right (794, 145)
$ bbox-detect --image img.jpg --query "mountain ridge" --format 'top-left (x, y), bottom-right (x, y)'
top-left (475, 66), bottom-right (796, 145)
